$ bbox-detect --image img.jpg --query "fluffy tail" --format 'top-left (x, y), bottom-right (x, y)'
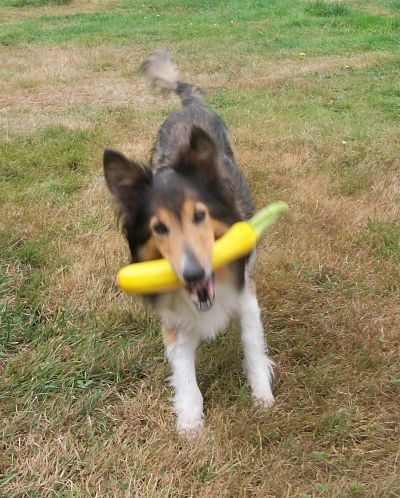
top-left (140, 49), bottom-right (205, 106)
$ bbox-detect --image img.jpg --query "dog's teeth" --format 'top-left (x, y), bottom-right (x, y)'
top-left (188, 276), bottom-right (216, 311)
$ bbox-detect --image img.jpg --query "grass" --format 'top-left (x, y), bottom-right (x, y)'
top-left (367, 221), bottom-right (400, 261)
top-left (1, 0), bottom-right (400, 496)
top-left (0, 0), bottom-right (399, 57)
top-left (305, 1), bottom-right (351, 17)
top-left (0, 126), bottom-right (101, 199)
top-left (2, 0), bottom-right (72, 7)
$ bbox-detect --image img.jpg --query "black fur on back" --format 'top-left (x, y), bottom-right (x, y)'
top-left (151, 103), bottom-right (254, 221)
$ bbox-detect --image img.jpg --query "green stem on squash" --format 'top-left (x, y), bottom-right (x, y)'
top-left (249, 201), bottom-right (289, 238)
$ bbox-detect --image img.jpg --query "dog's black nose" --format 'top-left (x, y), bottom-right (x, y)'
top-left (182, 247), bottom-right (206, 283)
top-left (183, 265), bottom-right (205, 283)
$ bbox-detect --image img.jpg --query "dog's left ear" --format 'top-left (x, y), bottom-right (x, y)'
top-left (173, 126), bottom-right (221, 183)
top-left (103, 148), bottom-right (152, 216)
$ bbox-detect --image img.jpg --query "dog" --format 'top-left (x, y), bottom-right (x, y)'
top-left (103, 50), bottom-right (275, 434)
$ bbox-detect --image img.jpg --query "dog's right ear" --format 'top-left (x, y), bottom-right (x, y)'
top-left (173, 127), bottom-right (221, 184)
top-left (103, 149), bottom-right (152, 213)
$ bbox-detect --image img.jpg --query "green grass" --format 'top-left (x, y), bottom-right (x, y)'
top-left (1, 0), bottom-right (399, 58)
top-left (0, 126), bottom-right (103, 201)
top-left (305, 0), bottom-right (351, 17)
top-left (1, 0), bottom-right (400, 496)
top-left (367, 220), bottom-right (400, 261)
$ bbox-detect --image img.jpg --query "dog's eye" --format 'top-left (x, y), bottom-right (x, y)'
top-left (193, 210), bottom-right (206, 224)
top-left (153, 222), bottom-right (169, 235)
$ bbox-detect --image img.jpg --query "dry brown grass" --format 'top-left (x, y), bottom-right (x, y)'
top-left (0, 45), bottom-right (161, 135)
top-left (196, 52), bottom-right (393, 91)
top-left (1, 0), bottom-right (117, 22)
top-left (1, 45), bottom-right (391, 135)
top-left (1, 1), bottom-right (400, 497)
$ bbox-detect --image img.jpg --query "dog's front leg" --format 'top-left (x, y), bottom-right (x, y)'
top-left (162, 326), bottom-right (203, 434)
top-left (239, 284), bottom-right (275, 407)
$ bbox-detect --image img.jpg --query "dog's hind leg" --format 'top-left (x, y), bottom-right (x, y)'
top-left (164, 329), bottom-right (203, 435)
top-left (238, 283), bottom-right (275, 407)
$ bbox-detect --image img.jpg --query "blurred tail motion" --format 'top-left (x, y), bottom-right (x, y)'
top-left (140, 49), bottom-right (205, 106)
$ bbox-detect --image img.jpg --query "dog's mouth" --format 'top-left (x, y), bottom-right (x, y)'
top-left (187, 275), bottom-right (215, 311)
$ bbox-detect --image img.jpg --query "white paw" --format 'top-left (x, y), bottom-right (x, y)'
top-left (252, 391), bottom-right (275, 408)
top-left (174, 392), bottom-right (204, 436)
top-left (176, 413), bottom-right (204, 437)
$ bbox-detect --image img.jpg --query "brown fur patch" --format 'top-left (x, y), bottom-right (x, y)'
top-left (137, 237), bottom-right (162, 262)
top-left (247, 278), bottom-right (257, 296)
top-left (149, 208), bottom-right (185, 273)
top-left (210, 217), bottom-right (229, 239)
top-left (161, 325), bottom-right (178, 346)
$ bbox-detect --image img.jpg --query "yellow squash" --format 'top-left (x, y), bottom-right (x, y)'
top-left (117, 201), bottom-right (288, 294)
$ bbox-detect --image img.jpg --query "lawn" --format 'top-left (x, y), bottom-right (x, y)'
top-left (0, 0), bottom-right (399, 496)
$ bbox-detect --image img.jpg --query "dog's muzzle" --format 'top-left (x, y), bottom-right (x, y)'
top-left (187, 275), bottom-right (215, 311)
top-left (182, 249), bottom-right (215, 311)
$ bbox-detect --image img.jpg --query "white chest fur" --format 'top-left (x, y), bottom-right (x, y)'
top-left (155, 284), bottom-right (241, 341)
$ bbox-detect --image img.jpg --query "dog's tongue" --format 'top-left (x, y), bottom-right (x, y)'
top-left (188, 276), bottom-right (215, 311)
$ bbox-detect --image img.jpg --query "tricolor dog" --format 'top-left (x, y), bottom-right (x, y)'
top-left (103, 50), bottom-right (275, 434)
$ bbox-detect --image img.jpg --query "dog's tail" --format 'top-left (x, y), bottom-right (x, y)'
top-left (140, 49), bottom-right (205, 106)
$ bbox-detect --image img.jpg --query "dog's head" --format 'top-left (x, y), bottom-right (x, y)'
top-left (104, 127), bottom-right (240, 310)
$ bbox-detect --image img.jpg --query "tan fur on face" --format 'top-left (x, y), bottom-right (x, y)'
top-left (210, 218), bottom-right (229, 240)
top-left (137, 237), bottom-right (162, 262)
top-left (148, 200), bottom-right (218, 279)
